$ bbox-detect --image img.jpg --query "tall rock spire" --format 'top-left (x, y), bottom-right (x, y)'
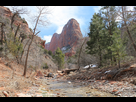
top-left (45, 18), bottom-right (83, 56)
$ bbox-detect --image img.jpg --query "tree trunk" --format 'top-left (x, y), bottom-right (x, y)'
top-left (122, 6), bottom-right (136, 53)
top-left (11, 13), bottom-right (17, 31)
top-left (98, 37), bottom-right (102, 67)
top-left (23, 35), bottom-right (34, 77)
top-left (23, 12), bottom-right (41, 77)
top-left (77, 38), bottom-right (87, 70)
top-left (114, 57), bottom-right (117, 65)
top-left (14, 24), bottom-right (20, 42)
top-left (126, 25), bottom-right (136, 52)
top-left (0, 23), bottom-right (5, 45)
top-left (118, 54), bottom-right (120, 68)
top-left (20, 38), bottom-right (30, 63)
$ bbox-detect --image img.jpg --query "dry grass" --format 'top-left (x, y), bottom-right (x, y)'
top-left (0, 57), bottom-right (41, 97)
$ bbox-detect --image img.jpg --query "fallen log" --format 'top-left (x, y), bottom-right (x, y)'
top-left (62, 68), bottom-right (78, 75)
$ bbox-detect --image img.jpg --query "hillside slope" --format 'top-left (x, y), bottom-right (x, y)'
top-left (0, 6), bottom-right (57, 69)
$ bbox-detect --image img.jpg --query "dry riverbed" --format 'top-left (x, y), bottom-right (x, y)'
top-left (42, 78), bottom-right (116, 97)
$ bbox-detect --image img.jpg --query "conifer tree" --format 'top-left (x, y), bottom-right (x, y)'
top-left (100, 6), bottom-right (119, 65)
top-left (86, 13), bottom-right (107, 67)
top-left (108, 29), bottom-right (126, 68)
top-left (54, 47), bottom-right (65, 70)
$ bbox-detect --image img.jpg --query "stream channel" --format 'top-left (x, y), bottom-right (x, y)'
top-left (39, 78), bottom-right (116, 97)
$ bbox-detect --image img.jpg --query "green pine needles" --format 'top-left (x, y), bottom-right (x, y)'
top-left (54, 47), bottom-right (65, 70)
top-left (86, 6), bottom-right (127, 68)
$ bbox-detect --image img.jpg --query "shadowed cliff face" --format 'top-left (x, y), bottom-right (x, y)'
top-left (45, 18), bottom-right (83, 56)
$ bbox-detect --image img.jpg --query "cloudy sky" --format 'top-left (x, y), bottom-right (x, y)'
top-left (5, 6), bottom-right (114, 43)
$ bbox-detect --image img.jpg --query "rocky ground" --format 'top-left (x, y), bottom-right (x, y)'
top-left (0, 57), bottom-right (136, 97)
top-left (65, 62), bottom-right (136, 97)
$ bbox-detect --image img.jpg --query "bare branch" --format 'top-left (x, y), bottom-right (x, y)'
top-left (10, 6), bottom-right (29, 30)
top-left (10, 6), bottom-right (29, 15)
top-left (35, 31), bottom-right (40, 35)
top-left (23, 6), bottom-right (51, 77)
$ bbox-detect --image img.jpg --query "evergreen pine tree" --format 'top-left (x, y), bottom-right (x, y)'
top-left (100, 6), bottom-right (120, 65)
top-left (54, 47), bottom-right (65, 70)
top-left (86, 13), bottom-right (108, 67)
top-left (108, 29), bottom-right (127, 68)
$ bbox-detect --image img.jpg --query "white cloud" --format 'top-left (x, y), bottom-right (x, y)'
top-left (47, 6), bottom-right (84, 34)
top-left (6, 6), bottom-right (85, 42)
top-left (127, 6), bottom-right (134, 11)
top-left (6, 6), bottom-right (84, 34)
top-left (43, 35), bottom-right (52, 43)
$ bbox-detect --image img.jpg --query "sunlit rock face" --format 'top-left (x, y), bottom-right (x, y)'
top-left (45, 18), bottom-right (83, 56)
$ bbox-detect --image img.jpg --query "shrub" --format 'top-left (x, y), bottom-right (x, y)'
top-left (6, 32), bottom-right (23, 58)
top-left (42, 63), bottom-right (49, 69)
top-left (54, 47), bottom-right (65, 69)
top-left (48, 50), bottom-right (53, 56)
top-left (44, 49), bottom-right (48, 54)
top-left (0, 47), bottom-right (3, 51)
top-left (22, 18), bottom-right (27, 24)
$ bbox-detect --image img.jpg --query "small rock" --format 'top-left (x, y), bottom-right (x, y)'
top-left (36, 94), bottom-right (43, 97)
top-left (35, 78), bottom-right (38, 80)
top-left (46, 83), bottom-right (50, 85)
top-left (68, 81), bottom-right (71, 84)
top-left (112, 89), bottom-right (118, 93)
top-left (2, 91), bottom-right (9, 97)
top-left (16, 93), bottom-right (31, 97)
top-left (118, 94), bottom-right (122, 97)
top-left (36, 71), bottom-right (43, 77)
top-left (46, 73), bottom-right (54, 78)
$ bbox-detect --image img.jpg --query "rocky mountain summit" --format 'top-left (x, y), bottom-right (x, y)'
top-left (45, 18), bottom-right (83, 56)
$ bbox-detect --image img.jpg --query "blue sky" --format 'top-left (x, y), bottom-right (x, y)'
top-left (6, 6), bottom-right (102, 43)
top-left (38, 6), bottom-right (101, 44)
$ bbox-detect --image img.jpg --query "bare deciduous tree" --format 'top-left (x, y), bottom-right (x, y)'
top-left (23, 6), bottom-right (50, 77)
top-left (0, 22), bottom-right (5, 45)
top-left (10, 6), bottom-right (29, 31)
top-left (116, 6), bottom-right (136, 53)
top-left (77, 37), bottom-right (88, 70)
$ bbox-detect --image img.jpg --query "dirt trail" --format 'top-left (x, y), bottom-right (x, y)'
top-left (40, 78), bottom-right (116, 97)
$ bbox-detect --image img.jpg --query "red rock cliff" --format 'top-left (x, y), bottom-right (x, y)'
top-left (48, 33), bottom-right (61, 52)
top-left (45, 18), bottom-right (83, 56)
top-left (0, 6), bottom-right (46, 48)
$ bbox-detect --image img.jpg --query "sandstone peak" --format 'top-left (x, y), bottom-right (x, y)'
top-left (68, 18), bottom-right (78, 22)
top-left (45, 18), bottom-right (83, 56)
top-left (52, 33), bottom-right (60, 39)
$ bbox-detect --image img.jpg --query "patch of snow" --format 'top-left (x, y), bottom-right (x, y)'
top-left (68, 81), bottom-right (71, 84)
top-left (83, 64), bottom-right (97, 69)
top-left (61, 46), bottom-right (67, 51)
top-left (104, 70), bottom-right (111, 74)
top-left (67, 24), bottom-right (68, 28)
top-left (61, 45), bottom-right (71, 53)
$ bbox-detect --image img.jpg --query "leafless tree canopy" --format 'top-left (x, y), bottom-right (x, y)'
top-left (23, 6), bottom-right (51, 77)
top-left (31, 6), bottom-right (50, 28)
top-left (10, 6), bottom-right (29, 15)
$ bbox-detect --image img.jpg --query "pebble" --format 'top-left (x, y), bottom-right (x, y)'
top-left (68, 81), bottom-right (71, 84)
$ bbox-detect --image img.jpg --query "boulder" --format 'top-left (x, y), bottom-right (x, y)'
top-left (45, 73), bottom-right (54, 78)
top-left (2, 91), bottom-right (9, 97)
top-left (36, 71), bottom-right (43, 77)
